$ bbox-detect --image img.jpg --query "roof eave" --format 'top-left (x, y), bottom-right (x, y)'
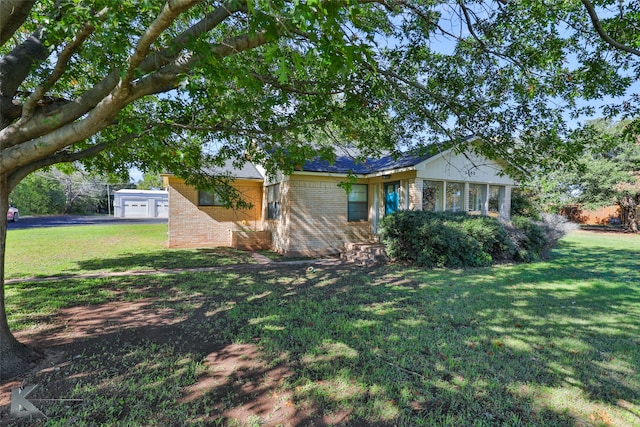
top-left (293, 170), bottom-right (367, 178)
top-left (161, 173), bottom-right (264, 182)
top-left (365, 165), bottom-right (418, 178)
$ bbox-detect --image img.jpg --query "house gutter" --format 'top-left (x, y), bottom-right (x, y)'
top-left (292, 171), bottom-right (367, 178)
top-left (294, 165), bottom-right (420, 179)
top-left (364, 166), bottom-right (417, 178)
top-left (160, 173), bottom-right (264, 182)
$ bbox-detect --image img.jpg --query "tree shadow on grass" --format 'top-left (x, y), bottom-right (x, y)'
top-left (1, 250), bottom-right (639, 425)
top-left (73, 247), bottom-right (258, 273)
top-left (443, 239), bottom-right (640, 416)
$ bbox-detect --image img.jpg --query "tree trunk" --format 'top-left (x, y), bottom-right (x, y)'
top-left (619, 196), bottom-right (639, 232)
top-left (0, 174), bottom-right (42, 380)
top-left (629, 200), bottom-right (639, 233)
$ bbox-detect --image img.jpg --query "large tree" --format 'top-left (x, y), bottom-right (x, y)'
top-left (541, 119), bottom-right (640, 230)
top-left (1, 0), bottom-right (639, 377)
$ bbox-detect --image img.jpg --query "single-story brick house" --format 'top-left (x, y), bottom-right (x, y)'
top-left (162, 162), bottom-right (265, 249)
top-left (162, 148), bottom-right (516, 256)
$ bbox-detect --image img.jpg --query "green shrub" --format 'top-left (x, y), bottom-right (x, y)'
top-left (380, 211), bottom-right (548, 268)
top-left (380, 211), bottom-right (512, 268)
top-left (416, 219), bottom-right (490, 268)
top-left (501, 216), bottom-right (548, 262)
top-left (511, 187), bottom-right (542, 220)
top-left (459, 216), bottom-right (515, 261)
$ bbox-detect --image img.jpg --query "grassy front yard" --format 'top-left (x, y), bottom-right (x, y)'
top-left (1, 227), bottom-right (639, 426)
top-left (4, 224), bottom-right (257, 279)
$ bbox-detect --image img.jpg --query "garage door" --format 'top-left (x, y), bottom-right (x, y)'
top-left (155, 200), bottom-right (168, 218)
top-left (123, 200), bottom-right (148, 217)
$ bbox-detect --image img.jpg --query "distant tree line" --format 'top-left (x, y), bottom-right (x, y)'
top-left (9, 169), bottom-right (137, 216)
top-left (516, 119), bottom-right (640, 231)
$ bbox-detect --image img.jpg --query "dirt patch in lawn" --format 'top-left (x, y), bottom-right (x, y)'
top-left (0, 262), bottom-right (367, 427)
top-left (0, 302), bottom-right (297, 426)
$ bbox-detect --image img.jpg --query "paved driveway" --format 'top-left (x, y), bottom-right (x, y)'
top-left (7, 215), bottom-right (167, 230)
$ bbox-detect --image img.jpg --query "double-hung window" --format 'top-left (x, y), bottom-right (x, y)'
top-left (348, 184), bottom-right (368, 221)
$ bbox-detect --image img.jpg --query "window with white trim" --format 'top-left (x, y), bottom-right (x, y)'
top-left (468, 184), bottom-right (486, 215)
top-left (348, 184), bottom-right (368, 221)
top-left (422, 180), bottom-right (442, 211)
top-left (446, 182), bottom-right (464, 212)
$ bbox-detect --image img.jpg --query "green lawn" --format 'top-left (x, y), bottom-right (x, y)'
top-left (2, 227), bottom-right (639, 426)
top-left (5, 223), bottom-right (257, 279)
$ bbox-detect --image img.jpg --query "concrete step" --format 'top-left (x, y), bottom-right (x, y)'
top-left (340, 241), bottom-right (389, 266)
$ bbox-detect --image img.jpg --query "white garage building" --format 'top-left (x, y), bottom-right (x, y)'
top-left (113, 189), bottom-right (169, 218)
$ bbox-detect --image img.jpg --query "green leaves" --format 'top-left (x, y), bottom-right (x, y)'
top-left (539, 118), bottom-right (640, 224)
top-left (4, 0), bottom-right (640, 195)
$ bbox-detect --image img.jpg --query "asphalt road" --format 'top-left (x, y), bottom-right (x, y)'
top-left (7, 215), bottom-right (167, 230)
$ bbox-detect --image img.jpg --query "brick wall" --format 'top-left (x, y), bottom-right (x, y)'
top-left (231, 230), bottom-right (272, 251)
top-left (166, 176), bottom-right (264, 248)
top-left (267, 176), bottom-right (372, 256)
top-left (407, 178), bottom-right (421, 210)
top-left (266, 181), bottom-right (290, 254)
top-left (501, 186), bottom-right (512, 221)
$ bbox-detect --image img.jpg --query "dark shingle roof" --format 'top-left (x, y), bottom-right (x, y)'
top-left (301, 151), bottom-right (435, 174)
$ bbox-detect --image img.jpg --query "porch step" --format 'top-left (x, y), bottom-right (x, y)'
top-left (340, 242), bottom-right (389, 266)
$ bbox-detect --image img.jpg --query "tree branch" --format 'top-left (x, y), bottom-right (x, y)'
top-left (376, 67), bottom-right (460, 141)
top-left (138, 1), bottom-right (245, 75)
top-left (1, 15), bottom-right (266, 156)
top-left (128, 30), bottom-right (269, 101)
top-left (0, 71), bottom-right (121, 149)
top-left (2, 1), bottom-right (235, 139)
top-left (0, 0), bottom-right (35, 47)
top-left (21, 8), bottom-right (109, 121)
top-left (5, 123), bottom-right (154, 192)
top-left (0, 30), bottom-right (48, 100)
top-left (0, 31), bottom-right (49, 130)
top-left (3, 0), bottom-right (378, 174)
top-left (122, 0), bottom-right (201, 87)
top-left (159, 116), bottom-right (328, 135)
top-left (7, 141), bottom-right (111, 192)
top-left (213, 29), bottom-right (270, 58)
top-left (458, 1), bottom-right (484, 47)
top-left (0, 0), bottom-right (71, 113)
top-left (0, 97), bottom-right (21, 124)
top-left (250, 72), bottom-right (344, 96)
top-left (581, 0), bottom-right (640, 57)
top-left (403, 1), bottom-right (536, 79)
top-left (379, 67), bottom-right (465, 121)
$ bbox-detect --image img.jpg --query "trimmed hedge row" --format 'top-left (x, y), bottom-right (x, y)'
top-left (379, 211), bottom-right (547, 268)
